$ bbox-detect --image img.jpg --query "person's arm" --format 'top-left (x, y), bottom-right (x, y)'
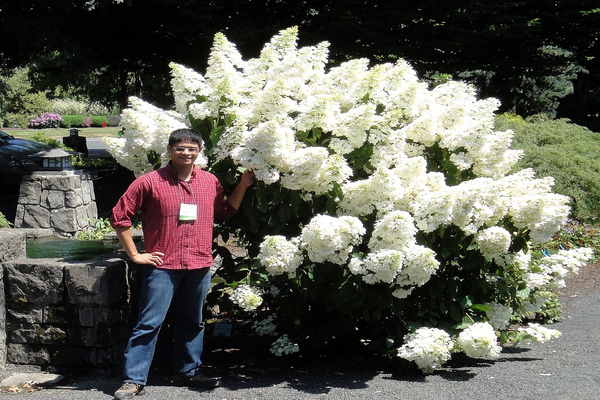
top-left (226, 169), bottom-right (255, 210)
top-left (115, 226), bottom-right (164, 266)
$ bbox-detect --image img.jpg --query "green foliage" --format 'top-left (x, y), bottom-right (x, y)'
top-left (539, 220), bottom-right (600, 261)
top-left (29, 132), bottom-right (63, 148)
top-left (61, 114), bottom-right (115, 128)
top-left (497, 113), bottom-right (600, 221)
top-left (77, 218), bottom-right (114, 240)
top-left (0, 67), bottom-right (51, 127)
top-left (0, 211), bottom-right (13, 228)
top-left (90, 115), bottom-right (108, 127)
top-left (61, 115), bottom-right (85, 128)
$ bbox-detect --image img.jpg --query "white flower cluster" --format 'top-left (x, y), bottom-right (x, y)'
top-left (484, 302), bottom-right (513, 330)
top-left (476, 227), bottom-right (512, 261)
top-left (103, 97), bottom-right (208, 176)
top-left (456, 322), bottom-right (501, 359)
top-left (300, 215), bottom-right (365, 265)
top-left (258, 236), bottom-right (303, 278)
top-left (252, 314), bottom-right (278, 336)
top-left (230, 284), bottom-right (263, 312)
top-left (517, 323), bottom-right (562, 343)
top-left (349, 211), bottom-right (439, 298)
top-left (270, 334), bottom-right (300, 356)
top-left (258, 214), bottom-right (365, 276)
top-left (397, 327), bottom-right (453, 374)
top-left (524, 248), bottom-right (593, 289)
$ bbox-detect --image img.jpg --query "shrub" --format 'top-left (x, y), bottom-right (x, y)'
top-left (51, 98), bottom-right (87, 115)
top-left (497, 113), bottom-right (600, 222)
top-left (1, 67), bottom-right (52, 128)
top-left (29, 112), bottom-right (63, 128)
top-left (90, 115), bottom-right (108, 127)
top-left (107, 29), bottom-right (593, 372)
top-left (61, 114), bottom-right (85, 128)
top-left (106, 115), bottom-right (121, 126)
top-left (86, 101), bottom-right (110, 115)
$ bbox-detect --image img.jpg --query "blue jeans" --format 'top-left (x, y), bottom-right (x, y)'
top-left (123, 266), bottom-right (212, 385)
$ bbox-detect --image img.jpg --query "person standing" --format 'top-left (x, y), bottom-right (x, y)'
top-left (111, 128), bottom-right (255, 399)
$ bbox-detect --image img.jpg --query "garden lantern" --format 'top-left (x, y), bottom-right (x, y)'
top-left (32, 148), bottom-right (73, 171)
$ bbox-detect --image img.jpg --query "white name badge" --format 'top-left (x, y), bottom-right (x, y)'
top-left (179, 203), bottom-right (198, 221)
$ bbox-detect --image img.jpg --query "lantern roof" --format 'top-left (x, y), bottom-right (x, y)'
top-left (31, 148), bottom-right (73, 158)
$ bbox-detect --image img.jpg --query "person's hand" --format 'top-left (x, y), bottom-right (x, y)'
top-left (131, 251), bottom-right (165, 266)
top-left (240, 169), bottom-right (256, 188)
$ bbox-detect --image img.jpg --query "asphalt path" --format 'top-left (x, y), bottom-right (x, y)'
top-left (1, 262), bottom-right (598, 400)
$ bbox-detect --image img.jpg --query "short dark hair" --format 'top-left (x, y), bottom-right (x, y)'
top-left (169, 128), bottom-right (203, 147)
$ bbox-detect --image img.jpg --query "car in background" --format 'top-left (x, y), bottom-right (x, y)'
top-left (0, 129), bottom-right (52, 192)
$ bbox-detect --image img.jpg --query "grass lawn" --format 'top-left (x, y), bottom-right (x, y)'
top-left (2, 127), bottom-right (122, 139)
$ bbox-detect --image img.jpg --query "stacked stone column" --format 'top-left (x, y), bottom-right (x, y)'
top-left (14, 171), bottom-right (98, 236)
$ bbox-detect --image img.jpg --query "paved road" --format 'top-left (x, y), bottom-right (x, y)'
top-left (86, 137), bottom-right (110, 158)
top-left (1, 264), bottom-right (598, 400)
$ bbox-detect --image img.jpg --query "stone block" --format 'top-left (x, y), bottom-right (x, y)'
top-left (4, 260), bottom-right (65, 304)
top-left (43, 190), bottom-right (66, 209)
top-left (0, 229), bottom-right (26, 262)
top-left (65, 189), bottom-right (83, 208)
top-left (67, 325), bottom-right (123, 347)
top-left (17, 179), bottom-right (42, 205)
top-left (44, 174), bottom-right (78, 192)
top-left (78, 306), bottom-right (95, 327)
top-left (45, 304), bottom-right (79, 325)
top-left (50, 347), bottom-right (98, 367)
top-left (50, 208), bottom-right (80, 234)
top-left (5, 302), bottom-right (44, 324)
top-left (7, 343), bottom-right (50, 365)
top-left (19, 205), bottom-right (51, 229)
top-left (64, 258), bottom-right (127, 306)
top-left (6, 323), bottom-right (67, 345)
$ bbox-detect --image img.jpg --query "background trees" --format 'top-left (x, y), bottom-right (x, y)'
top-left (0, 0), bottom-right (598, 129)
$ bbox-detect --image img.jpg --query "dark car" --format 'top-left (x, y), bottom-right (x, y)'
top-left (0, 129), bottom-right (52, 191)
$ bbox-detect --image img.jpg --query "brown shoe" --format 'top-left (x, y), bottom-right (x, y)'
top-left (173, 373), bottom-right (220, 389)
top-left (114, 382), bottom-right (146, 399)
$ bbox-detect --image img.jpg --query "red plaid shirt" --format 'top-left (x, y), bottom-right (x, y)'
top-left (111, 162), bottom-right (237, 270)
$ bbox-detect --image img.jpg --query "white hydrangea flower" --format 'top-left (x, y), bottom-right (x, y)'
top-left (230, 284), bottom-right (263, 312)
top-left (300, 215), bottom-right (365, 265)
top-left (476, 226), bottom-right (512, 260)
top-left (252, 314), bottom-right (278, 336)
top-left (103, 96), bottom-right (191, 176)
top-left (524, 248), bottom-right (593, 289)
top-left (456, 322), bottom-right (501, 359)
top-left (398, 327), bottom-right (454, 374)
top-left (259, 236), bottom-right (303, 278)
top-left (270, 334), bottom-right (300, 356)
top-left (484, 302), bottom-right (513, 330)
top-left (368, 210), bottom-right (418, 252)
top-left (353, 249), bottom-right (404, 284)
top-left (394, 245), bottom-right (440, 289)
top-left (517, 323), bottom-right (561, 343)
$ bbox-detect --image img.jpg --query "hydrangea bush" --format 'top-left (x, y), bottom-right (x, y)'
top-left (105, 27), bottom-right (592, 372)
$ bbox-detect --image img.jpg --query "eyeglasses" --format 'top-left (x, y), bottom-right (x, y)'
top-left (172, 146), bottom-right (200, 153)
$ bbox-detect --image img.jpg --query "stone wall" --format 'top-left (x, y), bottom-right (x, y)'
top-left (14, 171), bottom-right (98, 236)
top-left (3, 256), bottom-right (131, 369)
top-left (0, 229), bottom-right (137, 371)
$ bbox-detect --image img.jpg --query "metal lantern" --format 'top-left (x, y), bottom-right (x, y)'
top-left (32, 148), bottom-right (73, 171)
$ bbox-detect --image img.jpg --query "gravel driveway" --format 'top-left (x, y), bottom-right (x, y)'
top-left (2, 263), bottom-right (598, 400)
